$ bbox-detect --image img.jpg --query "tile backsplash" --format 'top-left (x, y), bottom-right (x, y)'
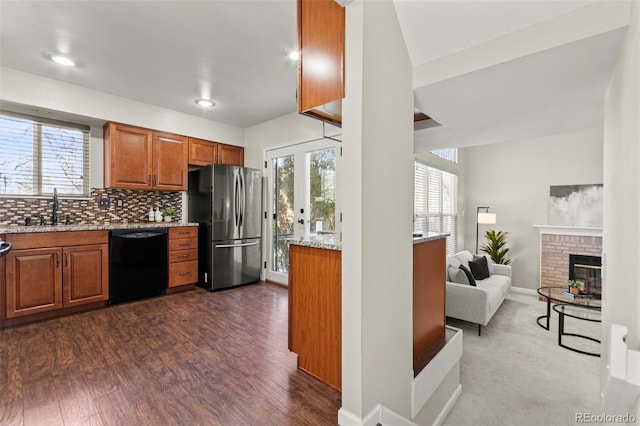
top-left (0, 188), bottom-right (183, 226)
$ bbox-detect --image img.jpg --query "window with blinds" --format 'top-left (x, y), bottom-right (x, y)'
top-left (414, 161), bottom-right (458, 255)
top-left (0, 113), bottom-right (90, 197)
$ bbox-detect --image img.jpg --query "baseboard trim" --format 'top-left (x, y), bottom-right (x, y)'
top-left (510, 286), bottom-right (538, 296)
top-left (433, 384), bottom-right (462, 426)
top-left (339, 404), bottom-right (415, 426)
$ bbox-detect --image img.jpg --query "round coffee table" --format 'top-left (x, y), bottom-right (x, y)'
top-left (537, 286), bottom-right (601, 329)
top-left (537, 286), bottom-right (602, 357)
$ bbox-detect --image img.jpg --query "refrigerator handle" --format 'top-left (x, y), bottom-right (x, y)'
top-left (239, 173), bottom-right (245, 226)
top-left (234, 174), bottom-right (239, 227)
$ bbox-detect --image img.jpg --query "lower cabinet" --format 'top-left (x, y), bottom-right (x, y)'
top-left (63, 244), bottom-right (109, 308)
top-left (288, 243), bottom-right (341, 390)
top-left (6, 247), bottom-right (62, 318)
top-left (168, 227), bottom-right (198, 288)
top-left (4, 231), bottom-right (108, 320)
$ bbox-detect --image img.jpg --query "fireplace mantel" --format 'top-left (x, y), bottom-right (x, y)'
top-left (534, 225), bottom-right (602, 237)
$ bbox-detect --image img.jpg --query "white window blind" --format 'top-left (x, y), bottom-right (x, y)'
top-left (0, 113), bottom-right (90, 197)
top-left (414, 161), bottom-right (458, 255)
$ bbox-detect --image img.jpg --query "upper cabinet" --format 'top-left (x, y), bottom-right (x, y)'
top-left (152, 132), bottom-right (188, 190)
top-left (297, 0), bottom-right (345, 126)
top-left (188, 137), bottom-right (218, 166)
top-left (104, 122), bottom-right (187, 191)
top-left (188, 138), bottom-right (244, 167)
top-left (217, 143), bottom-right (244, 166)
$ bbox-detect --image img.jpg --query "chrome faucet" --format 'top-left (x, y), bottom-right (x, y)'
top-left (51, 188), bottom-right (59, 226)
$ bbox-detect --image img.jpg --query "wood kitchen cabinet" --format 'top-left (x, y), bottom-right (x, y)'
top-left (188, 138), bottom-right (244, 167)
top-left (188, 137), bottom-right (218, 166)
top-left (297, 0), bottom-right (345, 126)
top-left (167, 226), bottom-right (198, 290)
top-left (5, 247), bottom-right (62, 318)
top-left (288, 243), bottom-right (341, 390)
top-left (3, 231), bottom-right (108, 322)
top-left (217, 143), bottom-right (244, 166)
top-left (104, 122), bottom-right (188, 191)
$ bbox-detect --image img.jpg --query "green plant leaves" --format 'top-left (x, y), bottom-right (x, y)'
top-left (480, 229), bottom-right (511, 265)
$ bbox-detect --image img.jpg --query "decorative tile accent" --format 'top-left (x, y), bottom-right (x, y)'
top-left (0, 188), bottom-right (183, 226)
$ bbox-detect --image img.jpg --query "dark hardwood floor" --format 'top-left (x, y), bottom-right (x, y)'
top-left (0, 282), bottom-right (341, 425)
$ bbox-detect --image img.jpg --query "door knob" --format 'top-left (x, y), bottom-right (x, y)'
top-left (297, 219), bottom-right (305, 224)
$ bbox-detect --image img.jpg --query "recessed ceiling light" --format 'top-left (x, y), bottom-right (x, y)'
top-left (288, 51), bottom-right (300, 61)
top-left (50, 55), bottom-right (76, 67)
top-left (195, 99), bottom-right (215, 107)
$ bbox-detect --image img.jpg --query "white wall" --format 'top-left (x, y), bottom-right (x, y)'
top-left (462, 128), bottom-right (603, 290)
top-left (1, 67), bottom-right (245, 190)
top-left (602, 0), bottom-right (639, 415)
top-left (1, 68), bottom-right (244, 145)
top-left (243, 111), bottom-right (340, 170)
top-left (340, 0), bottom-right (414, 421)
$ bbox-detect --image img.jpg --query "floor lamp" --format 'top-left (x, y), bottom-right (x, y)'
top-left (476, 207), bottom-right (497, 254)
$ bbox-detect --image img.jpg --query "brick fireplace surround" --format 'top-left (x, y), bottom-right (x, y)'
top-left (536, 226), bottom-right (603, 288)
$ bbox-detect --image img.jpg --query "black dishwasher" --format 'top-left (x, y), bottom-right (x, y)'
top-left (109, 228), bottom-right (168, 305)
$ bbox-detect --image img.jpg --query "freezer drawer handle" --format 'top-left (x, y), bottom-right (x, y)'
top-left (215, 241), bottom-right (260, 248)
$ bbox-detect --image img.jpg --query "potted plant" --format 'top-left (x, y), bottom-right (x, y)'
top-left (567, 280), bottom-right (584, 295)
top-left (161, 207), bottom-right (176, 222)
top-left (481, 229), bottom-right (511, 265)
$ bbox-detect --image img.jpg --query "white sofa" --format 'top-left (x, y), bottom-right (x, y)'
top-left (445, 250), bottom-right (512, 336)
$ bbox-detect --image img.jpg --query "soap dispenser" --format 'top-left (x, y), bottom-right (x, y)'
top-left (155, 207), bottom-right (162, 222)
top-left (148, 207), bottom-right (154, 222)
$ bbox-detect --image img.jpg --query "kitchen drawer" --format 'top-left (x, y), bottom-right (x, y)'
top-left (169, 237), bottom-right (197, 251)
top-left (169, 227), bottom-right (197, 239)
top-left (169, 249), bottom-right (197, 264)
top-left (168, 260), bottom-right (197, 287)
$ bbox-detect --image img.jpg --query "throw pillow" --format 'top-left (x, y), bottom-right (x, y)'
top-left (482, 253), bottom-right (495, 275)
top-left (470, 255), bottom-right (491, 280)
top-left (448, 266), bottom-right (469, 285)
top-left (459, 264), bottom-right (476, 287)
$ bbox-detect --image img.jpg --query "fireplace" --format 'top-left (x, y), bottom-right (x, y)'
top-left (536, 226), bottom-right (602, 292)
top-left (569, 254), bottom-right (602, 298)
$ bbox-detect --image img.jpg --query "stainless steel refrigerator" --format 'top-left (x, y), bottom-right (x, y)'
top-left (188, 164), bottom-right (262, 291)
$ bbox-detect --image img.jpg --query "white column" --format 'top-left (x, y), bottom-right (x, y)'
top-left (341, 0), bottom-right (415, 421)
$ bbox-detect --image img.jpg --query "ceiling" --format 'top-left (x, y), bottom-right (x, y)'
top-left (0, 0), bottom-right (298, 128)
top-left (0, 0), bottom-right (631, 150)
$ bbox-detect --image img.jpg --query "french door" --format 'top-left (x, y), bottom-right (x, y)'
top-left (265, 138), bottom-right (341, 284)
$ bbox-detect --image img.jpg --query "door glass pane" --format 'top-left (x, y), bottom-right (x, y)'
top-left (272, 155), bottom-right (294, 273)
top-left (308, 148), bottom-right (336, 235)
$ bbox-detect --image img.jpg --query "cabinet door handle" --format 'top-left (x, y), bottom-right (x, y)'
top-left (148, 174), bottom-right (151, 184)
top-left (178, 231), bottom-right (189, 235)
top-left (178, 272), bottom-right (190, 277)
top-left (153, 175), bottom-right (157, 186)
top-left (178, 243), bottom-right (190, 247)
top-left (179, 254), bottom-right (189, 258)
top-left (55, 252), bottom-right (60, 267)
top-left (64, 252), bottom-right (69, 267)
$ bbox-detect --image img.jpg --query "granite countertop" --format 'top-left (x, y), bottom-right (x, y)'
top-left (287, 232), bottom-right (449, 251)
top-left (0, 222), bottom-right (199, 234)
top-left (288, 233), bottom-right (342, 251)
top-left (413, 232), bottom-right (449, 244)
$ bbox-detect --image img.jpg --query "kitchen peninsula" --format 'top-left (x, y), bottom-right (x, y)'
top-left (287, 232), bottom-right (449, 390)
